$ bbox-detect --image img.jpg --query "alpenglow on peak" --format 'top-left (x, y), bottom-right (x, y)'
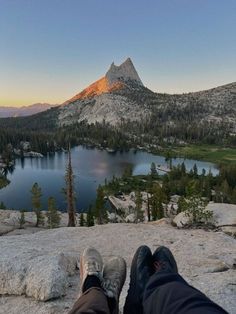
top-left (64, 58), bottom-right (143, 103)
top-left (105, 57), bottom-right (143, 86)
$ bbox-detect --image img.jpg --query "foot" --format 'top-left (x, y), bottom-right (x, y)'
top-left (124, 245), bottom-right (153, 314)
top-left (102, 256), bottom-right (126, 302)
top-left (152, 246), bottom-right (178, 274)
top-left (79, 247), bottom-right (103, 295)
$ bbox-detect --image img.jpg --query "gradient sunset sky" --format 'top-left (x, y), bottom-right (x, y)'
top-left (1, 0), bottom-right (235, 107)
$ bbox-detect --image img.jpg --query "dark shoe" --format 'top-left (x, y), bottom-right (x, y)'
top-left (152, 246), bottom-right (178, 274)
top-left (124, 245), bottom-right (153, 314)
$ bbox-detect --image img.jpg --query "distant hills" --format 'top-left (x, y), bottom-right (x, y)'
top-left (0, 103), bottom-right (57, 118)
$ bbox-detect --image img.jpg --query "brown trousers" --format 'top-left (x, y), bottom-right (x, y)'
top-left (68, 287), bottom-right (111, 314)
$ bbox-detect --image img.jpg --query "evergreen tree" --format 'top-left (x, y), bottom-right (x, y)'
top-left (177, 196), bottom-right (187, 214)
top-left (94, 185), bottom-right (107, 224)
top-left (31, 182), bottom-right (44, 227)
top-left (135, 190), bottom-right (143, 222)
top-left (151, 184), bottom-right (166, 220)
top-left (80, 213), bottom-right (85, 226)
top-left (86, 205), bottom-right (95, 227)
top-left (47, 197), bottom-right (60, 228)
top-left (64, 145), bottom-right (76, 227)
top-left (19, 209), bottom-right (25, 229)
top-left (181, 162), bottom-right (186, 175)
top-left (193, 164), bottom-right (198, 178)
top-left (0, 201), bottom-right (6, 209)
top-left (150, 162), bottom-right (157, 178)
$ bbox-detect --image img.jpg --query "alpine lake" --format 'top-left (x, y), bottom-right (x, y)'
top-left (0, 146), bottom-right (218, 211)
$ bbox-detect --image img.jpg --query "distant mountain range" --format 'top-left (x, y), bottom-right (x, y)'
top-left (0, 103), bottom-right (57, 118)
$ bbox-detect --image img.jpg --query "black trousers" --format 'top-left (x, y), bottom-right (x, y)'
top-left (142, 272), bottom-right (228, 314)
top-left (69, 272), bottom-right (229, 314)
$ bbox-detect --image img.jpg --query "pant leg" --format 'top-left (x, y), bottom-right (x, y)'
top-left (69, 287), bottom-right (111, 314)
top-left (142, 272), bottom-right (228, 314)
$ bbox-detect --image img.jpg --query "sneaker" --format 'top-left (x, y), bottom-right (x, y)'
top-left (152, 246), bottom-right (178, 274)
top-left (79, 247), bottom-right (103, 295)
top-left (102, 256), bottom-right (127, 302)
top-left (124, 245), bottom-right (153, 314)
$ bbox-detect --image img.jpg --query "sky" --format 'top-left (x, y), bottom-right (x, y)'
top-left (0, 0), bottom-right (235, 107)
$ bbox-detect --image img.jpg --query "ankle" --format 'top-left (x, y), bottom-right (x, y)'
top-left (82, 275), bottom-right (101, 293)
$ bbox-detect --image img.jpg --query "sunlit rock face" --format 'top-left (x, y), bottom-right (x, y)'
top-left (63, 58), bottom-right (142, 104)
top-left (59, 57), bottom-right (148, 125)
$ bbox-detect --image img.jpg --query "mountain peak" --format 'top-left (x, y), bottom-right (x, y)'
top-left (106, 58), bottom-right (143, 86)
top-left (64, 58), bottom-right (143, 104)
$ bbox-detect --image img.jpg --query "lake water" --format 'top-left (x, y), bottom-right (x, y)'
top-left (0, 146), bottom-right (218, 211)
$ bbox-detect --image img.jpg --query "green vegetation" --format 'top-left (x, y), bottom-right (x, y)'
top-left (94, 185), bottom-right (108, 224)
top-left (103, 163), bottom-right (236, 222)
top-left (19, 209), bottom-right (26, 229)
top-left (170, 144), bottom-right (236, 164)
top-left (30, 182), bottom-right (45, 227)
top-left (0, 201), bottom-right (6, 209)
top-left (80, 213), bottom-right (85, 226)
top-left (0, 174), bottom-right (10, 190)
top-left (63, 147), bottom-right (76, 227)
top-left (86, 205), bottom-right (95, 227)
top-left (47, 197), bottom-right (61, 228)
top-left (134, 190), bottom-right (143, 222)
top-left (179, 196), bottom-right (213, 225)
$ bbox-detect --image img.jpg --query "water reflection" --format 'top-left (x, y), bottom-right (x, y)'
top-left (0, 146), bottom-right (218, 211)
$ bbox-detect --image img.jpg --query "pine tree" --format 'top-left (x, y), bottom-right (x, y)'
top-left (150, 162), bottom-right (157, 178)
top-left (193, 164), bottom-right (198, 178)
top-left (31, 182), bottom-right (44, 227)
top-left (86, 205), bottom-right (95, 227)
top-left (47, 197), bottom-right (60, 228)
top-left (94, 185), bottom-right (107, 224)
top-left (135, 190), bottom-right (143, 222)
top-left (64, 145), bottom-right (76, 227)
top-left (151, 184), bottom-right (166, 220)
top-left (80, 213), bottom-right (85, 226)
top-left (19, 209), bottom-right (25, 229)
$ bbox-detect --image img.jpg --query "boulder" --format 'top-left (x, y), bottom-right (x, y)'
top-left (0, 252), bottom-right (77, 301)
top-left (206, 203), bottom-right (236, 227)
top-left (125, 213), bottom-right (136, 223)
top-left (172, 212), bottom-right (191, 227)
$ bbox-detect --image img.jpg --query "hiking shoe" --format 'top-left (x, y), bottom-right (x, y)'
top-left (79, 247), bottom-right (103, 295)
top-left (152, 246), bottom-right (178, 274)
top-left (124, 245), bottom-right (153, 314)
top-left (102, 256), bottom-right (126, 313)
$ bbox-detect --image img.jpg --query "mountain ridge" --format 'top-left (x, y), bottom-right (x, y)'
top-left (0, 103), bottom-right (57, 118)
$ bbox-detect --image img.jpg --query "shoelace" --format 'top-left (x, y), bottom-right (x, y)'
top-left (85, 260), bottom-right (100, 274)
top-left (102, 276), bottom-right (120, 299)
top-left (153, 261), bottom-right (167, 272)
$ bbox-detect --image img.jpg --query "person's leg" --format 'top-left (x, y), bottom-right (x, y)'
top-left (68, 247), bottom-right (110, 314)
top-left (69, 286), bottom-right (110, 314)
top-left (124, 246), bottom-right (153, 314)
top-left (143, 246), bottom-right (228, 314)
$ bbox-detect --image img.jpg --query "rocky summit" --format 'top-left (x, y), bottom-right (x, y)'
top-left (0, 223), bottom-right (235, 314)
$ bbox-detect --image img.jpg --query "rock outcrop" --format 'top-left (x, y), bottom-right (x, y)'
top-left (105, 58), bottom-right (143, 87)
top-left (0, 224), bottom-right (235, 313)
top-left (173, 203), bottom-right (236, 237)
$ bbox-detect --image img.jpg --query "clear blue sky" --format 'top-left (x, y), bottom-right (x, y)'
top-left (0, 0), bottom-right (235, 106)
